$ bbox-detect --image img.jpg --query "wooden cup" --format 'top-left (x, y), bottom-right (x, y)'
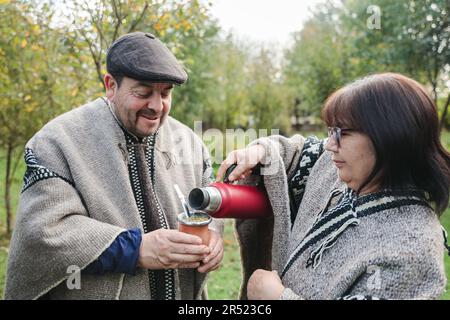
top-left (177, 211), bottom-right (211, 245)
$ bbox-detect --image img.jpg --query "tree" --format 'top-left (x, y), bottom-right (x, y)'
top-left (283, 0), bottom-right (450, 130)
top-left (341, 0), bottom-right (450, 129)
top-left (61, 0), bottom-right (215, 91)
top-left (247, 46), bottom-right (289, 132)
top-left (0, 1), bottom-right (87, 234)
top-left (283, 2), bottom-right (353, 125)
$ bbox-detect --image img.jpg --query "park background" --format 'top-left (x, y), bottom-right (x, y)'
top-left (0, 0), bottom-right (449, 299)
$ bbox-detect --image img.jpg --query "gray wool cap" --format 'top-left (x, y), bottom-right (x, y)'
top-left (106, 32), bottom-right (188, 85)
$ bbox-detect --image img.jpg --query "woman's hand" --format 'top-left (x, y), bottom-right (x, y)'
top-left (216, 144), bottom-right (266, 182)
top-left (247, 269), bottom-right (285, 300)
top-left (197, 230), bottom-right (224, 273)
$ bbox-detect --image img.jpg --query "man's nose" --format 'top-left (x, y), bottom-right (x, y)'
top-left (324, 137), bottom-right (338, 152)
top-left (147, 94), bottom-right (164, 112)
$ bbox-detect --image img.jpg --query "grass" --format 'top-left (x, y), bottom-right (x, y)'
top-left (0, 149), bottom-right (24, 299)
top-left (0, 248), bottom-right (6, 298)
top-left (207, 220), bottom-right (242, 299)
top-left (1, 131), bottom-right (450, 299)
top-left (441, 211), bottom-right (450, 300)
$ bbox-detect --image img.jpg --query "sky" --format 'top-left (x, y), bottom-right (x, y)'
top-left (209, 0), bottom-right (327, 47)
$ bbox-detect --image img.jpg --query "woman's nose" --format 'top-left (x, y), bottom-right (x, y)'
top-left (325, 137), bottom-right (338, 152)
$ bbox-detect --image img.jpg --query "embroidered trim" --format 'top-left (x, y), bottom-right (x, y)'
top-left (21, 148), bottom-right (73, 193)
top-left (281, 189), bottom-right (429, 278)
top-left (146, 135), bottom-right (170, 230)
top-left (146, 134), bottom-right (175, 300)
top-left (289, 136), bottom-right (325, 224)
top-left (125, 132), bottom-right (175, 300)
top-left (340, 295), bottom-right (382, 300)
top-left (441, 225), bottom-right (450, 256)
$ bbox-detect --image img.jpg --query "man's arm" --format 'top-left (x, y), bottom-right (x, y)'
top-left (5, 169), bottom-right (125, 300)
top-left (83, 228), bottom-right (142, 275)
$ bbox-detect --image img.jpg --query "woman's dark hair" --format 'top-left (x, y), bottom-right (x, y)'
top-left (322, 73), bottom-right (450, 215)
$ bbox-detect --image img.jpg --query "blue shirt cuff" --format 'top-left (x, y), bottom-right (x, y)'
top-left (84, 228), bottom-right (142, 275)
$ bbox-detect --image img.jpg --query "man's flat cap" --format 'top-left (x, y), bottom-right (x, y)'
top-left (106, 32), bottom-right (188, 85)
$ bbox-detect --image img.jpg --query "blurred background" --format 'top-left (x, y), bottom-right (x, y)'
top-left (0, 0), bottom-right (449, 299)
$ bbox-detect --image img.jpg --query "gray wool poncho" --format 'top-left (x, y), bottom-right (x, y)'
top-left (236, 135), bottom-right (447, 300)
top-left (4, 98), bottom-right (223, 300)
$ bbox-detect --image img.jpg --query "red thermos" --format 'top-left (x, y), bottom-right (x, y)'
top-left (188, 164), bottom-right (273, 219)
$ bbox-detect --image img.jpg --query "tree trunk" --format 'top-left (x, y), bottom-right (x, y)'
top-left (440, 93), bottom-right (450, 132)
top-left (96, 60), bottom-right (105, 91)
top-left (4, 142), bottom-right (13, 235)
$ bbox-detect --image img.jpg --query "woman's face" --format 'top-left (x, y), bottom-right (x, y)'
top-left (325, 129), bottom-right (378, 194)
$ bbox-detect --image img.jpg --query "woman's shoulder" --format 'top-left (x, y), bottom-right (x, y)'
top-left (357, 200), bottom-right (444, 256)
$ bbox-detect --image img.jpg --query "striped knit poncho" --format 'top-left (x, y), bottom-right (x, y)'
top-left (236, 135), bottom-right (447, 300)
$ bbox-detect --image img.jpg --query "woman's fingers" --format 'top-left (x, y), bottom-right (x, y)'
top-left (217, 145), bottom-right (267, 182)
top-left (197, 248), bottom-right (224, 273)
top-left (216, 151), bottom-right (237, 181)
top-left (226, 163), bottom-right (251, 182)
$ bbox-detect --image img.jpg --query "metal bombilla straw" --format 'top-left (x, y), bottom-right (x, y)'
top-left (174, 184), bottom-right (192, 218)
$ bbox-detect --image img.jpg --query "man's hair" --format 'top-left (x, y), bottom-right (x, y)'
top-left (322, 72), bottom-right (450, 215)
top-left (110, 73), bottom-right (124, 87)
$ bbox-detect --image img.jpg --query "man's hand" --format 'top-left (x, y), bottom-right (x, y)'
top-left (197, 230), bottom-right (224, 273)
top-left (247, 269), bottom-right (285, 300)
top-left (138, 228), bottom-right (210, 269)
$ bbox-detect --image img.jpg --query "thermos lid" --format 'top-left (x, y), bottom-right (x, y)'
top-left (188, 188), bottom-right (210, 210)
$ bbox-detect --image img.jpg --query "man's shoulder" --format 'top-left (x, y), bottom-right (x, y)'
top-left (44, 98), bottom-right (107, 128)
top-left (29, 98), bottom-right (109, 143)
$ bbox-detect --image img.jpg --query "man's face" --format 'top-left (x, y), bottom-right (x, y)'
top-left (106, 75), bottom-right (173, 137)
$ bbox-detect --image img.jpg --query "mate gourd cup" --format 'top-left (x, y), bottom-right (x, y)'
top-left (177, 211), bottom-right (211, 245)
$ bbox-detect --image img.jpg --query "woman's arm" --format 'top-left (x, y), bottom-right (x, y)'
top-left (216, 134), bottom-right (307, 182)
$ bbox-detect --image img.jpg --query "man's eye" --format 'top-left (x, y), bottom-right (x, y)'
top-left (134, 91), bottom-right (151, 98)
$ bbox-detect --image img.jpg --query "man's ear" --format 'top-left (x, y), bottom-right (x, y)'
top-left (104, 73), bottom-right (117, 100)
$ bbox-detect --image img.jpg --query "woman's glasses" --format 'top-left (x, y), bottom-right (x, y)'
top-left (327, 127), bottom-right (353, 147)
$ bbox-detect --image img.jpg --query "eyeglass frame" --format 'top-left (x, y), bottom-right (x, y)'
top-left (327, 127), bottom-right (354, 147)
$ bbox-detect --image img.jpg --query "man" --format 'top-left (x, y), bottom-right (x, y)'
top-left (4, 32), bottom-right (224, 300)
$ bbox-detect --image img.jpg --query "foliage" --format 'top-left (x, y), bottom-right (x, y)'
top-left (283, 0), bottom-right (450, 125)
top-left (61, 0), bottom-right (215, 89)
top-left (283, 3), bottom-right (350, 120)
top-left (0, 1), bottom-right (86, 149)
top-left (0, 1), bottom-right (91, 232)
top-left (342, 0), bottom-right (450, 125)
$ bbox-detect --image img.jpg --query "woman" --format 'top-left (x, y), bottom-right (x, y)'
top-left (217, 73), bottom-right (450, 300)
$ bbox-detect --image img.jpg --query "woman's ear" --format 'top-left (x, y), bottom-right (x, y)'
top-left (104, 73), bottom-right (117, 100)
